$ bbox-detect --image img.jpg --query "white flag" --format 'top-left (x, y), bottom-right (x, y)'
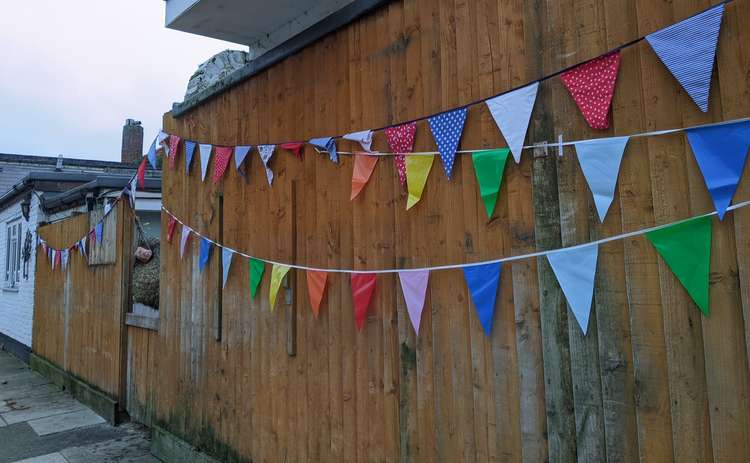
top-left (344, 130), bottom-right (374, 152)
top-left (222, 248), bottom-right (234, 288)
top-left (199, 144), bottom-right (212, 182)
top-left (258, 144), bottom-right (276, 186)
top-left (180, 226), bottom-right (192, 259)
top-left (486, 82), bottom-right (539, 163)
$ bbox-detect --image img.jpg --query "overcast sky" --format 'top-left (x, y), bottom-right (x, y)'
top-left (0, 1), bottom-right (238, 161)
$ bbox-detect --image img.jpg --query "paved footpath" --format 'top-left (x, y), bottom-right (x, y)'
top-left (0, 350), bottom-right (159, 463)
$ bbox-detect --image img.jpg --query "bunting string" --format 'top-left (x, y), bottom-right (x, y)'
top-left (161, 198), bottom-right (750, 275)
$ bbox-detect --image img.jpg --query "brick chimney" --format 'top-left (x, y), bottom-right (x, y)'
top-left (121, 119), bottom-right (144, 164)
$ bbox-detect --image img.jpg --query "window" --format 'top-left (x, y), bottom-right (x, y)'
top-left (5, 219), bottom-right (22, 287)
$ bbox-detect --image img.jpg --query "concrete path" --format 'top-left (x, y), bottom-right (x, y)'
top-left (0, 350), bottom-right (159, 463)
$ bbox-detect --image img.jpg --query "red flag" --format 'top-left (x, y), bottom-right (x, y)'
top-left (88, 230), bottom-right (96, 246)
top-left (560, 51), bottom-right (621, 130)
top-left (385, 122), bottom-right (417, 186)
top-left (351, 273), bottom-right (376, 331)
top-left (350, 153), bottom-right (378, 200)
top-left (306, 270), bottom-right (328, 318)
top-left (167, 216), bottom-right (177, 243)
top-left (281, 142), bottom-right (304, 159)
top-left (54, 249), bottom-right (62, 269)
top-left (136, 157), bottom-right (147, 189)
top-left (168, 135), bottom-right (181, 168)
top-left (212, 146), bottom-right (233, 184)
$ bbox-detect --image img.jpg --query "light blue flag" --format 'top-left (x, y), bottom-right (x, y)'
top-left (234, 145), bottom-right (252, 173)
top-left (428, 107), bottom-right (468, 179)
top-left (222, 248), bottom-right (233, 288)
top-left (146, 137), bottom-right (158, 169)
top-left (184, 141), bottom-right (197, 174)
top-left (309, 137), bottom-right (338, 163)
top-left (462, 262), bottom-right (502, 336)
top-left (646, 4), bottom-right (724, 112)
top-left (547, 244), bottom-right (599, 335)
top-left (199, 144), bottom-right (212, 181)
top-left (686, 120), bottom-right (750, 220)
top-left (575, 136), bottom-right (630, 222)
top-left (95, 222), bottom-right (103, 244)
top-left (199, 238), bottom-right (212, 272)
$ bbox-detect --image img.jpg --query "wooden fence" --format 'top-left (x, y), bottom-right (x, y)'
top-left (33, 203), bottom-right (133, 405)
top-left (132, 0), bottom-right (750, 461)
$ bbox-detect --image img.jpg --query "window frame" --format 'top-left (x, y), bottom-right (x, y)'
top-left (5, 218), bottom-right (23, 288)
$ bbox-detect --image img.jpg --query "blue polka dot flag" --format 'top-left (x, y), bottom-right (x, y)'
top-left (428, 107), bottom-right (468, 179)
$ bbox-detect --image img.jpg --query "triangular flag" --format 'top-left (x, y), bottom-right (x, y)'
top-left (258, 144), bottom-right (276, 185)
top-left (351, 153), bottom-right (379, 200)
top-left (560, 52), bottom-right (621, 130)
top-left (269, 264), bottom-right (290, 311)
top-left (199, 238), bottom-right (212, 272)
top-left (686, 120), bottom-right (750, 220)
top-left (185, 141), bottom-right (197, 174)
top-left (306, 270), bottom-right (328, 318)
top-left (281, 142), bottom-right (304, 159)
top-left (234, 145), bottom-right (252, 175)
top-left (79, 237), bottom-right (87, 258)
top-left (156, 131), bottom-right (169, 150)
top-left (167, 216), bottom-right (177, 243)
top-left (547, 245), bottom-right (599, 334)
top-left (249, 258), bottom-right (265, 299)
top-left (398, 270), bottom-right (429, 335)
top-left (309, 137), bottom-right (338, 163)
top-left (128, 177), bottom-right (137, 209)
top-left (344, 130), bottom-right (374, 152)
top-left (222, 248), bottom-right (233, 288)
top-left (88, 230), bottom-right (96, 247)
top-left (575, 136), bottom-right (630, 222)
top-left (136, 157), bottom-right (147, 189)
top-left (462, 262), bottom-right (501, 336)
top-left (385, 122), bottom-right (417, 186)
top-left (52, 249), bottom-right (59, 270)
top-left (646, 216), bottom-right (712, 314)
top-left (95, 222), bottom-right (103, 244)
top-left (486, 82), bottom-right (539, 163)
top-left (646, 4), bottom-right (724, 112)
top-left (428, 107), bottom-right (468, 179)
top-left (104, 201), bottom-right (112, 217)
top-left (405, 154), bottom-right (434, 210)
top-left (146, 137), bottom-right (158, 169)
top-left (212, 146), bottom-right (233, 184)
top-left (471, 148), bottom-right (510, 218)
top-left (199, 144), bottom-right (212, 181)
top-left (351, 273), bottom-right (376, 331)
top-left (168, 135), bottom-right (181, 169)
top-left (180, 226), bottom-right (192, 259)
top-left (61, 249), bottom-right (70, 270)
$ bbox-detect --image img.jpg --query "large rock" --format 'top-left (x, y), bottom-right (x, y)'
top-left (185, 50), bottom-right (250, 100)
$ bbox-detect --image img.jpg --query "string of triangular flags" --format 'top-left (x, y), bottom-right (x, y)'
top-left (158, 2), bottom-right (732, 211)
top-left (164, 191), bottom-right (749, 336)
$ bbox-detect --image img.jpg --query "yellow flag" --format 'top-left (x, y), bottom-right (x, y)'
top-left (269, 264), bottom-right (291, 311)
top-left (406, 154), bottom-right (434, 210)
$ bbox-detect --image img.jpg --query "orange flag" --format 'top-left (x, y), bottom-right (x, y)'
top-left (350, 153), bottom-right (378, 200)
top-left (306, 270), bottom-right (328, 318)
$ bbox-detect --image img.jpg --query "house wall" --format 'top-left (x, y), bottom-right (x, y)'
top-left (0, 195), bottom-right (41, 348)
top-left (134, 0), bottom-right (749, 461)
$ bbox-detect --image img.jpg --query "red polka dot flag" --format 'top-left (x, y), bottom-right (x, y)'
top-left (212, 146), bottom-right (233, 184)
top-left (385, 122), bottom-right (417, 186)
top-left (560, 51), bottom-right (621, 130)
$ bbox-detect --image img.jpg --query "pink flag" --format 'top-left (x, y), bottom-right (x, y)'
top-left (560, 51), bottom-right (621, 130)
top-left (385, 122), bottom-right (417, 186)
top-left (398, 270), bottom-right (429, 335)
top-left (168, 135), bottom-right (181, 169)
top-left (281, 142), bottom-right (304, 159)
top-left (167, 216), bottom-right (177, 243)
top-left (212, 146), bottom-right (233, 184)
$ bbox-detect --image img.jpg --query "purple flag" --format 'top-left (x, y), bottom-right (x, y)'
top-left (398, 270), bottom-right (430, 335)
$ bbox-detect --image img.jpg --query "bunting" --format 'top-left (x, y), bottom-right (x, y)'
top-left (560, 52), bottom-right (621, 130)
top-left (486, 82), bottom-right (539, 163)
top-left (646, 216), bottom-right (712, 314)
top-left (405, 154), bottom-right (434, 210)
top-left (646, 4), bottom-right (724, 112)
top-left (199, 144), bottom-right (212, 181)
top-left (258, 144), bottom-right (276, 185)
top-left (351, 273), bottom-right (376, 331)
top-left (168, 135), bottom-right (181, 169)
top-left (199, 238), bottom-right (212, 272)
top-left (428, 108), bottom-right (468, 179)
top-left (344, 130), bottom-right (374, 152)
top-left (213, 146), bottom-right (233, 184)
top-left (222, 248), bottom-right (233, 288)
top-left (309, 137), bottom-right (338, 163)
top-left (234, 145), bottom-right (252, 177)
top-left (185, 141), bottom-right (197, 174)
top-left (281, 142), bottom-right (304, 159)
top-left (180, 226), bottom-right (192, 259)
top-left (547, 245), bottom-right (599, 334)
top-left (167, 216), bottom-right (177, 243)
top-left (95, 222), bottom-right (103, 244)
top-left (575, 136), bottom-right (630, 222)
top-left (146, 137), bottom-right (158, 170)
top-left (350, 153), bottom-right (378, 200)
top-left (463, 262), bottom-right (501, 336)
top-left (249, 258), bottom-right (265, 299)
top-left (136, 157), bottom-right (147, 189)
top-left (61, 249), bottom-right (70, 270)
top-left (385, 122), bottom-right (417, 186)
top-left (269, 264), bottom-right (290, 311)
top-left (78, 237), bottom-right (87, 258)
top-left (686, 120), bottom-right (750, 220)
top-left (471, 148), bottom-right (510, 219)
top-left (306, 270), bottom-right (328, 318)
top-left (398, 270), bottom-right (429, 335)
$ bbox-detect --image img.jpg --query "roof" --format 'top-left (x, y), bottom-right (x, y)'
top-left (40, 175), bottom-right (162, 213)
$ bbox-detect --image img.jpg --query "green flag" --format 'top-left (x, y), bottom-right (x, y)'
top-left (249, 258), bottom-right (265, 299)
top-left (646, 216), bottom-right (712, 315)
top-left (472, 148), bottom-right (510, 218)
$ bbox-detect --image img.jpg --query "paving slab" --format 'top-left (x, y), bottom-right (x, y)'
top-left (60, 424), bottom-right (158, 463)
top-left (0, 383), bottom-right (59, 402)
top-left (12, 453), bottom-right (67, 463)
top-left (1, 394), bottom-right (87, 425)
top-left (28, 409), bottom-right (106, 437)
